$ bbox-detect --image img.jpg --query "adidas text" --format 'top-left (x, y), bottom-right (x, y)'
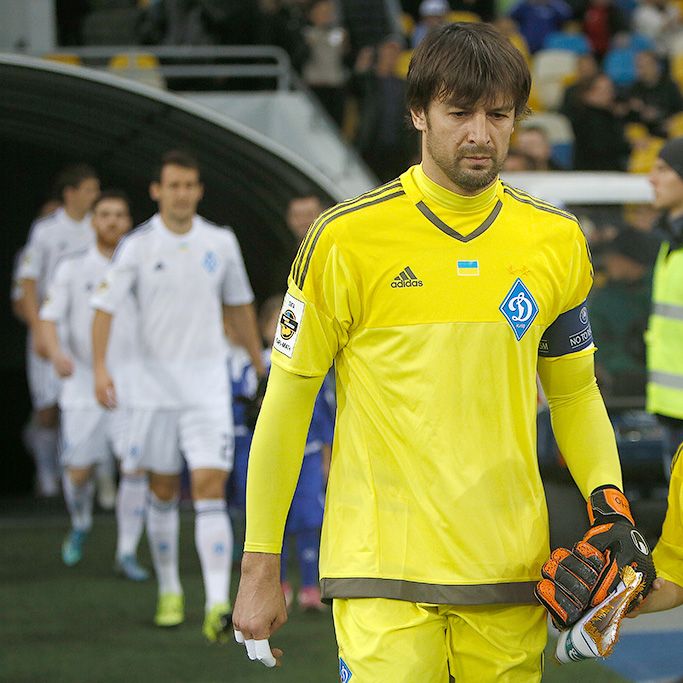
top-left (391, 279), bottom-right (423, 288)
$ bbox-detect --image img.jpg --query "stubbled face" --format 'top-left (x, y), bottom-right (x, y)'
top-left (649, 158), bottom-right (683, 214)
top-left (92, 198), bottom-right (131, 250)
top-left (287, 196), bottom-right (323, 241)
top-left (412, 96), bottom-right (515, 194)
top-left (151, 164), bottom-right (203, 224)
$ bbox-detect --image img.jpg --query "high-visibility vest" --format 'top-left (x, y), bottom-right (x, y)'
top-left (646, 241), bottom-right (683, 419)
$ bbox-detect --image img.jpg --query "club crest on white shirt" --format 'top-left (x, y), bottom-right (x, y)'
top-left (274, 293), bottom-right (304, 358)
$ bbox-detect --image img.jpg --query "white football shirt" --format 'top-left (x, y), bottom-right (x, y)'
top-left (18, 208), bottom-right (95, 299)
top-left (40, 247), bottom-right (137, 409)
top-left (91, 213), bottom-right (254, 408)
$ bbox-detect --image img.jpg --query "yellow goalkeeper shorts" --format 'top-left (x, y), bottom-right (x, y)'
top-left (333, 597), bottom-right (546, 682)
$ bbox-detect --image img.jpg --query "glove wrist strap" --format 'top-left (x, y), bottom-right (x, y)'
top-left (588, 486), bottom-right (634, 526)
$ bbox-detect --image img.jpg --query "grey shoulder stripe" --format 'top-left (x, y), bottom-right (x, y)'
top-left (503, 188), bottom-right (578, 223)
top-left (297, 189), bottom-right (406, 288)
top-left (416, 199), bottom-right (502, 242)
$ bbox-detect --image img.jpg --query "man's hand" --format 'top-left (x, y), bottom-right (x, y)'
top-left (535, 486), bottom-right (656, 629)
top-left (232, 552), bottom-right (287, 668)
top-left (51, 351), bottom-right (74, 378)
top-left (94, 367), bottom-right (117, 409)
top-left (627, 577), bottom-right (683, 617)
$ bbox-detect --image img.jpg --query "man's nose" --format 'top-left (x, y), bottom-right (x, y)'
top-left (466, 113), bottom-right (490, 146)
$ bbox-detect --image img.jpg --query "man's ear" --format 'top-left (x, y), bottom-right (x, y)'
top-left (149, 181), bottom-right (160, 201)
top-left (410, 108), bottom-right (427, 132)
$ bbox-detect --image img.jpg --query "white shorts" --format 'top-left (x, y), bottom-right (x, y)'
top-left (26, 345), bottom-right (60, 410)
top-left (60, 408), bottom-right (129, 469)
top-left (123, 405), bottom-right (234, 475)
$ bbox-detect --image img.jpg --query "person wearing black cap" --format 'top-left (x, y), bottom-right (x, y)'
top-left (590, 229), bottom-right (658, 397)
top-left (646, 136), bottom-right (683, 475)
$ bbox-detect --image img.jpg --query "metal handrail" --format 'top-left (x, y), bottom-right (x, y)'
top-left (35, 45), bottom-right (294, 90)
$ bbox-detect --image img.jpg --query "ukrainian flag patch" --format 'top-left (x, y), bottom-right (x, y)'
top-left (457, 260), bottom-right (479, 276)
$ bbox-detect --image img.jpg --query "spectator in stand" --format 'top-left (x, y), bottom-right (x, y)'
top-left (632, 0), bottom-right (683, 58)
top-left (503, 149), bottom-right (539, 170)
top-left (569, 72), bottom-right (631, 170)
top-left (589, 228), bottom-right (658, 397)
top-left (302, 0), bottom-right (349, 126)
top-left (412, 0), bottom-right (451, 47)
top-left (508, 0), bottom-right (573, 54)
top-left (581, 0), bottom-right (629, 59)
top-left (560, 53), bottom-right (600, 120)
top-left (626, 51), bottom-right (683, 139)
top-left (515, 126), bottom-right (565, 169)
top-left (351, 38), bottom-right (419, 182)
top-left (256, 0), bottom-right (309, 72)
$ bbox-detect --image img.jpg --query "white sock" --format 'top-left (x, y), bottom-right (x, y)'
top-left (147, 492), bottom-right (182, 596)
top-left (116, 474), bottom-right (147, 559)
top-left (194, 499), bottom-right (232, 611)
top-left (63, 473), bottom-right (94, 532)
top-left (28, 423), bottom-right (59, 495)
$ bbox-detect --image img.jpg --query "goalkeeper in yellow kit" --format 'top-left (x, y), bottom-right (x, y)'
top-left (232, 22), bottom-right (655, 681)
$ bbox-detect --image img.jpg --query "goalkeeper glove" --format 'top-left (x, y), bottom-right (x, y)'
top-left (235, 373), bottom-right (269, 432)
top-left (535, 485), bottom-right (655, 629)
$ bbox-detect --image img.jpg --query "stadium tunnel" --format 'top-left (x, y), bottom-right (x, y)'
top-left (0, 53), bottom-right (340, 494)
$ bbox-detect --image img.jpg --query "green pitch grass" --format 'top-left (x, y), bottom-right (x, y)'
top-left (0, 504), bottom-right (630, 682)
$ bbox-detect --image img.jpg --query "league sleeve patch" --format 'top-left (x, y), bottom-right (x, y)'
top-left (539, 300), bottom-right (594, 357)
top-left (273, 292), bottom-right (305, 359)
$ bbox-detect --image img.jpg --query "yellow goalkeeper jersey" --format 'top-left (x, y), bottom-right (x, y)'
top-left (653, 444), bottom-right (683, 587)
top-left (272, 165), bottom-right (595, 604)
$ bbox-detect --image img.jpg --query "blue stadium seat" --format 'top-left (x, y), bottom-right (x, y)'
top-left (603, 47), bottom-right (638, 87)
top-left (543, 32), bottom-right (591, 55)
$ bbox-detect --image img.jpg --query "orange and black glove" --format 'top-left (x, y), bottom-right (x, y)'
top-left (535, 485), bottom-right (655, 629)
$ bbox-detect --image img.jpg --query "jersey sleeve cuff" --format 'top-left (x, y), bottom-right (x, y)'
top-left (243, 542), bottom-right (282, 555)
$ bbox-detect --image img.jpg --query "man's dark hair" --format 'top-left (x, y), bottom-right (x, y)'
top-left (54, 163), bottom-right (98, 198)
top-left (92, 189), bottom-right (130, 212)
top-left (154, 149), bottom-right (201, 181)
top-left (407, 22), bottom-right (531, 120)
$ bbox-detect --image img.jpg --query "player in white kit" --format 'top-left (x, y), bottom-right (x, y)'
top-left (39, 191), bottom-right (150, 580)
top-left (91, 151), bottom-right (265, 640)
top-left (18, 165), bottom-right (99, 496)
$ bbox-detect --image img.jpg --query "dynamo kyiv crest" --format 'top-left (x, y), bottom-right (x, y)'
top-left (339, 658), bottom-right (352, 682)
top-left (499, 278), bottom-right (539, 341)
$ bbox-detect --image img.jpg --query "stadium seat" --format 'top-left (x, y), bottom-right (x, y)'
top-left (667, 112), bottom-right (683, 138)
top-left (603, 46), bottom-right (638, 87)
top-left (543, 31), bottom-right (591, 55)
top-left (629, 33), bottom-right (655, 52)
top-left (531, 49), bottom-right (578, 111)
top-left (42, 53), bottom-right (82, 66)
top-left (671, 53), bottom-right (683, 93)
top-left (395, 49), bottom-right (413, 79)
top-left (628, 136), bottom-right (665, 173)
top-left (108, 52), bottom-right (165, 89)
top-left (446, 10), bottom-right (481, 23)
top-left (400, 12), bottom-right (415, 38)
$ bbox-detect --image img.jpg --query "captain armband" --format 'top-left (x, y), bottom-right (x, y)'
top-left (539, 300), bottom-right (594, 358)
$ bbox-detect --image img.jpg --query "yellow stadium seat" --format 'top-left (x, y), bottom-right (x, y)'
top-left (43, 53), bottom-right (82, 66)
top-left (108, 52), bottom-right (165, 89)
top-left (628, 136), bottom-right (665, 174)
top-left (447, 10), bottom-right (481, 23)
top-left (395, 49), bottom-right (413, 79)
top-left (671, 52), bottom-right (683, 92)
top-left (625, 122), bottom-right (650, 144)
top-left (668, 112), bottom-right (683, 138)
top-left (400, 12), bottom-right (415, 37)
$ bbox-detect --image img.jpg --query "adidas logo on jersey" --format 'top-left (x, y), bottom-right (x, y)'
top-left (391, 266), bottom-right (423, 288)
